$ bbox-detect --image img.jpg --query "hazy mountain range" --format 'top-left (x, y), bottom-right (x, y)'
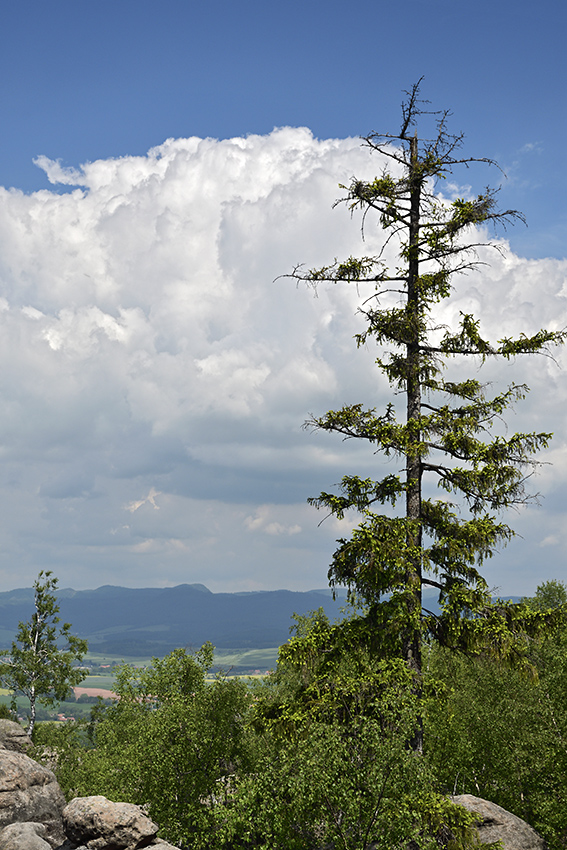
top-left (0, 583), bottom-right (521, 657)
top-left (0, 583), bottom-right (351, 656)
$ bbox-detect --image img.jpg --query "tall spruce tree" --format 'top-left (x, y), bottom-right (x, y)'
top-left (288, 83), bottom-right (565, 748)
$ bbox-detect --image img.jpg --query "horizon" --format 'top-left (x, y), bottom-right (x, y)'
top-left (0, 580), bottom-right (529, 603)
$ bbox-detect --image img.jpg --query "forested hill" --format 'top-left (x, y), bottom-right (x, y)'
top-left (0, 583), bottom-right (352, 655)
top-left (0, 583), bottom-right (522, 656)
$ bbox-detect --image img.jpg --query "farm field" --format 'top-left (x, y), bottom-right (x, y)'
top-left (84, 646), bottom-right (279, 677)
top-left (211, 647), bottom-right (279, 672)
top-left (0, 646), bottom-right (280, 723)
top-left (78, 674), bottom-right (118, 691)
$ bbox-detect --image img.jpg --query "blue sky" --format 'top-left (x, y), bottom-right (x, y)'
top-left (2, 0), bottom-right (565, 258)
top-left (0, 0), bottom-right (565, 594)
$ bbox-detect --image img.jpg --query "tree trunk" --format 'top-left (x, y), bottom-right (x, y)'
top-left (26, 685), bottom-right (36, 737)
top-left (404, 132), bottom-right (423, 752)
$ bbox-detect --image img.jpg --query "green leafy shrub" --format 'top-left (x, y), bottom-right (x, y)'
top-left (35, 645), bottom-right (252, 847)
top-left (425, 624), bottom-right (567, 850)
top-left (0, 702), bottom-right (16, 720)
top-left (218, 706), bottom-right (493, 850)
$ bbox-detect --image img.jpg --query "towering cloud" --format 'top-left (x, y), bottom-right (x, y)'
top-left (0, 129), bottom-right (564, 593)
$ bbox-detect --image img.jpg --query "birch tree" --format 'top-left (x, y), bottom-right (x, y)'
top-left (0, 571), bottom-right (88, 735)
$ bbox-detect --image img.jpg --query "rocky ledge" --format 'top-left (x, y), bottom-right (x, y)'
top-left (0, 721), bottom-right (175, 850)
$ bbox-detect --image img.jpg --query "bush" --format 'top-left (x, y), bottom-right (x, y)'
top-left (425, 637), bottom-right (567, 850)
top-left (0, 702), bottom-right (16, 720)
top-left (35, 645), bottom-right (253, 846)
top-left (217, 709), bottom-right (489, 850)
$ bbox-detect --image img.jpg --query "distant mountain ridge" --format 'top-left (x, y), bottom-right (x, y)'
top-left (0, 583), bottom-right (522, 657)
top-left (0, 583), bottom-right (350, 656)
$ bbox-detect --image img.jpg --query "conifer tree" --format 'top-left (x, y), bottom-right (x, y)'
top-left (288, 82), bottom-right (565, 749)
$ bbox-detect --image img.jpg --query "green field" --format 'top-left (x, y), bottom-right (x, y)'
top-left (211, 647), bottom-right (279, 671)
top-left (81, 652), bottom-right (151, 668)
top-left (0, 646), bottom-right (279, 724)
top-left (83, 646), bottom-right (279, 675)
top-left (78, 674), bottom-right (118, 691)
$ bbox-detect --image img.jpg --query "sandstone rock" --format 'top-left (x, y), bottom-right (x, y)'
top-left (453, 794), bottom-right (546, 850)
top-left (0, 751), bottom-right (65, 848)
top-left (0, 822), bottom-right (52, 850)
top-left (55, 841), bottom-right (87, 850)
top-left (0, 723), bottom-right (32, 754)
top-left (62, 798), bottom-right (158, 850)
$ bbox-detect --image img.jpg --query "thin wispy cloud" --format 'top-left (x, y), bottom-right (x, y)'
top-left (126, 488), bottom-right (162, 514)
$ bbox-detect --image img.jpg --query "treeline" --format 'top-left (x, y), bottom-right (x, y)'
top-left (30, 581), bottom-right (567, 850)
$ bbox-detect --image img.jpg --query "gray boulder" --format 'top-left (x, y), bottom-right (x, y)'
top-left (453, 794), bottom-right (546, 850)
top-left (62, 798), bottom-right (158, 850)
top-left (0, 751), bottom-right (65, 848)
top-left (0, 723), bottom-right (32, 755)
top-left (0, 823), bottom-right (51, 850)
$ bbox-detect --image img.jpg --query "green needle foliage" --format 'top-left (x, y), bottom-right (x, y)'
top-left (288, 81), bottom-right (565, 748)
top-left (0, 571), bottom-right (88, 735)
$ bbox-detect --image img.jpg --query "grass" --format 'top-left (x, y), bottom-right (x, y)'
top-left (83, 646), bottom-right (279, 677)
top-left (79, 675), bottom-right (117, 691)
top-left (212, 647), bottom-right (279, 671)
top-left (83, 652), bottom-right (153, 668)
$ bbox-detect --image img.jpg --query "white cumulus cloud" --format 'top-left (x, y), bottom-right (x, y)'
top-left (0, 128), bottom-right (563, 595)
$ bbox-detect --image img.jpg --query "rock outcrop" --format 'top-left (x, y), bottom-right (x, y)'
top-left (0, 751), bottom-right (65, 848)
top-left (0, 823), bottom-right (52, 850)
top-left (0, 722), bottom-right (32, 755)
top-left (453, 794), bottom-right (547, 850)
top-left (62, 798), bottom-right (159, 850)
